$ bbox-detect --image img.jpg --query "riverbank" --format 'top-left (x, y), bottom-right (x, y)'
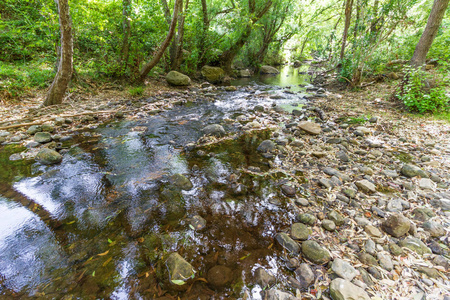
top-left (0, 76), bottom-right (449, 299)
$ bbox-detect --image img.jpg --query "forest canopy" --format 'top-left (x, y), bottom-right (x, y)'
top-left (0, 0), bottom-right (449, 102)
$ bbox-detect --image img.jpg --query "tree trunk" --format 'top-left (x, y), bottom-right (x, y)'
top-left (43, 0), bottom-right (73, 107)
top-left (119, 0), bottom-right (132, 75)
top-left (170, 0), bottom-right (189, 70)
top-left (410, 0), bottom-right (450, 68)
top-left (339, 0), bottom-right (353, 62)
top-left (137, 0), bottom-right (182, 82)
top-left (220, 0), bottom-right (272, 74)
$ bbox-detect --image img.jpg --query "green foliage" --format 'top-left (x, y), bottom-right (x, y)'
top-left (128, 86), bottom-right (144, 96)
top-left (0, 59), bottom-right (54, 98)
top-left (396, 66), bottom-right (449, 113)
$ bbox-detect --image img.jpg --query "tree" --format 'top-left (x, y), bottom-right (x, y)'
top-left (219, 0), bottom-right (273, 74)
top-left (339, 0), bottom-right (353, 62)
top-left (410, 0), bottom-right (450, 68)
top-left (43, 0), bottom-right (73, 107)
top-left (137, 0), bottom-right (182, 82)
top-left (119, 0), bottom-right (132, 75)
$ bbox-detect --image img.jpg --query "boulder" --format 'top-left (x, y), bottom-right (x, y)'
top-left (35, 148), bottom-right (63, 165)
top-left (201, 65), bottom-right (225, 83)
top-left (329, 278), bottom-right (370, 300)
top-left (166, 71), bottom-right (191, 86)
top-left (166, 253), bottom-right (195, 284)
top-left (260, 65), bottom-right (279, 74)
top-left (239, 69), bottom-right (251, 78)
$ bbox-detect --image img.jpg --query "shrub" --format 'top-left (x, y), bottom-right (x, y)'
top-left (396, 66), bottom-right (449, 113)
top-left (128, 86), bottom-right (144, 96)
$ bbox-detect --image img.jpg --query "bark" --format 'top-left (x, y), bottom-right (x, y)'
top-left (220, 0), bottom-right (272, 74)
top-left (43, 0), bottom-right (73, 107)
top-left (170, 0), bottom-right (190, 70)
top-left (410, 0), bottom-right (450, 68)
top-left (137, 0), bottom-right (182, 82)
top-left (119, 0), bottom-right (132, 75)
top-left (339, 0), bottom-right (353, 62)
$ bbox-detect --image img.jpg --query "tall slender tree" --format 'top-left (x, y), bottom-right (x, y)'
top-left (43, 0), bottom-right (73, 107)
top-left (410, 0), bottom-right (450, 68)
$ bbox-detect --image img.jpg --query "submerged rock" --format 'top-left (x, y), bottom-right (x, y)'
top-left (166, 252), bottom-right (195, 284)
top-left (255, 268), bottom-right (275, 288)
top-left (207, 265), bottom-right (233, 287)
top-left (169, 173), bottom-right (193, 190)
top-left (257, 140), bottom-right (276, 153)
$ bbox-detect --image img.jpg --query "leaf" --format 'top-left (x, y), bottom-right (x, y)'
top-left (66, 220), bottom-right (76, 225)
top-left (171, 279), bottom-right (186, 285)
top-left (108, 238), bottom-right (113, 244)
top-left (189, 224), bottom-right (195, 230)
top-left (92, 271), bottom-right (95, 277)
top-left (98, 250), bottom-right (109, 256)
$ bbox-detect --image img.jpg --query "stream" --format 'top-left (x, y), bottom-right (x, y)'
top-left (0, 66), bottom-right (313, 299)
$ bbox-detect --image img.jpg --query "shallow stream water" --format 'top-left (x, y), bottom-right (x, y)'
top-left (0, 66), bottom-right (311, 299)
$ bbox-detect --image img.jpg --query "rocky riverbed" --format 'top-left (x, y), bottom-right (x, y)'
top-left (0, 77), bottom-right (449, 299)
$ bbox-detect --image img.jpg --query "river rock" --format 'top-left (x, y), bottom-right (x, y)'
top-left (364, 225), bottom-right (382, 237)
top-left (257, 140), bottom-right (276, 153)
top-left (298, 121), bottom-right (321, 135)
top-left (382, 213), bottom-right (410, 237)
top-left (296, 213), bottom-right (316, 225)
top-left (260, 65), bottom-right (279, 74)
top-left (364, 239), bottom-right (376, 255)
top-left (400, 164), bottom-right (428, 178)
top-left (202, 124), bottom-right (226, 137)
top-left (329, 278), bottom-right (370, 300)
top-left (201, 65), bottom-right (225, 83)
top-left (169, 173), bottom-right (193, 190)
top-left (332, 258), bottom-right (359, 281)
top-left (412, 207), bottom-right (435, 221)
top-left (166, 252), bottom-right (195, 284)
top-left (207, 265), bottom-right (232, 287)
top-left (166, 71), bottom-right (191, 86)
top-left (275, 232), bottom-right (300, 254)
top-left (377, 252), bottom-right (393, 271)
top-left (255, 268), bottom-right (275, 288)
top-left (34, 132), bottom-right (52, 143)
top-left (399, 237), bottom-right (431, 255)
top-left (422, 220), bottom-right (445, 237)
top-left (294, 263), bottom-right (314, 289)
top-left (328, 210), bottom-right (345, 226)
top-left (301, 240), bottom-right (331, 264)
top-left (27, 125), bottom-right (42, 135)
top-left (238, 69), bottom-right (251, 77)
top-left (41, 124), bottom-right (54, 132)
top-left (322, 219), bottom-right (336, 231)
top-left (281, 184), bottom-right (296, 197)
top-left (263, 289), bottom-right (300, 300)
top-left (358, 253), bottom-right (378, 266)
top-left (290, 223), bottom-right (311, 240)
top-left (35, 148), bottom-right (63, 165)
top-left (355, 180), bottom-right (376, 194)
top-left (418, 178), bottom-right (435, 190)
top-left (188, 215), bottom-right (206, 230)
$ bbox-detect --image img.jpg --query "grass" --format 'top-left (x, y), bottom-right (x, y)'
top-left (128, 86), bottom-right (144, 97)
top-left (433, 111), bottom-right (450, 122)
